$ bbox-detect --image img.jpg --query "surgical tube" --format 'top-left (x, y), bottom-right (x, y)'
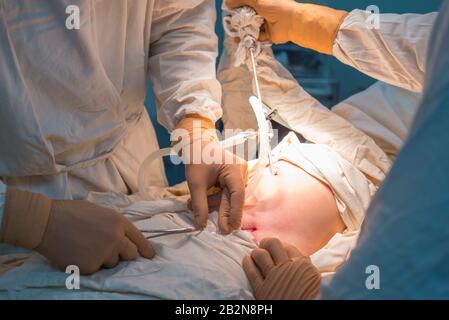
top-left (244, 96), bottom-right (270, 201)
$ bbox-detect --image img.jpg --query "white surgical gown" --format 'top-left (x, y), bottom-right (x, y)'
top-left (322, 1), bottom-right (449, 299)
top-left (0, 0), bottom-right (221, 205)
top-left (334, 10), bottom-right (437, 93)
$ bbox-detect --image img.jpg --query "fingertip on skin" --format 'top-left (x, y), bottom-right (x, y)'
top-left (250, 247), bottom-right (268, 261)
top-left (265, 239), bottom-right (289, 265)
top-left (195, 214), bottom-right (208, 230)
top-left (219, 211), bottom-right (242, 235)
top-left (218, 222), bottom-right (231, 235)
top-left (219, 222), bottom-right (240, 235)
top-left (191, 200), bottom-right (208, 229)
top-left (226, 219), bottom-right (241, 235)
top-left (259, 237), bottom-right (280, 249)
top-left (284, 244), bottom-right (303, 259)
top-left (231, 220), bottom-right (242, 232)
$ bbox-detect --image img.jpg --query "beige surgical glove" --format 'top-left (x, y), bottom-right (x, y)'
top-left (0, 188), bottom-right (155, 275)
top-left (226, 0), bottom-right (348, 55)
top-left (174, 114), bottom-right (248, 234)
top-left (243, 238), bottom-right (321, 300)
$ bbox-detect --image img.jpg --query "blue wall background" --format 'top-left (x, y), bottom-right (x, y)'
top-left (146, 0), bottom-right (443, 185)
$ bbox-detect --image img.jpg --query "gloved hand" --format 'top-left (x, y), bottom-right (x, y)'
top-left (226, 0), bottom-right (348, 55)
top-left (243, 238), bottom-right (321, 300)
top-left (1, 188), bottom-right (155, 275)
top-left (173, 114), bottom-right (248, 234)
top-left (185, 140), bottom-right (247, 233)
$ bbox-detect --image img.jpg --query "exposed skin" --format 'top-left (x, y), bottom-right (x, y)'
top-left (241, 160), bottom-right (346, 256)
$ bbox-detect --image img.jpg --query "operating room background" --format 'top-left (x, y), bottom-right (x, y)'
top-left (146, 0), bottom-right (443, 185)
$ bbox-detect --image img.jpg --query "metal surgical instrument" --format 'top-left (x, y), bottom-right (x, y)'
top-left (141, 227), bottom-right (198, 239)
top-left (247, 40), bottom-right (277, 176)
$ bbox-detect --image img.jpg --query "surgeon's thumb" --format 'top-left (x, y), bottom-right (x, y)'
top-left (218, 188), bottom-right (241, 234)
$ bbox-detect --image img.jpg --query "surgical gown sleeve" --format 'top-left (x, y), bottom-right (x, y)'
top-left (0, 181), bottom-right (5, 228)
top-left (321, 2), bottom-right (449, 299)
top-left (148, 0), bottom-right (223, 131)
top-left (333, 10), bottom-right (437, 93)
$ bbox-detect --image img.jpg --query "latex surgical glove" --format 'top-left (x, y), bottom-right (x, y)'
top-left (185, 140), bottom-right (248, 234)
top-left (1, 188), bottom-right (155, 275)
top-left (173, 114), bottom-right (248, 234)
top-left (243, 238), bottom-right (321, 300)
top-left (226, 0), bottom-right (348, 55)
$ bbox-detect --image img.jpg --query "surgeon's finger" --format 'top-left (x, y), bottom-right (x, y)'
top-left (226, 0), bottom-right (257, 10)
top-left (219, 168), bottom-right (245, 233)
top-left (103, 253), bottom-right (120, 269)
top-left (284, 243), bottom-right (303, 260)
top-left (251, 248), bottom-right (275, 276)
top-left (119, 238), bottom-right (139, 261)
top-left (243, 255), bottom-right (264, 292)
top-left (186, 176), bottom-right (209, 230)
top-left (260, 238), bottom-right (289, 265)
top-left (124, 219), bottom-right (156, 259)
top-left (218, 188), bottom-right (233, 234)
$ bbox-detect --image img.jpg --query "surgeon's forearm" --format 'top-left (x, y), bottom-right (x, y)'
top-left (333, 10), bottom-right (437, 93)
top-left (148, 0), bottom-right (222, 131)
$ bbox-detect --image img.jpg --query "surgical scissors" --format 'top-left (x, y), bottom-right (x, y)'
top-left (140, 227), bottom-right (198, 239)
